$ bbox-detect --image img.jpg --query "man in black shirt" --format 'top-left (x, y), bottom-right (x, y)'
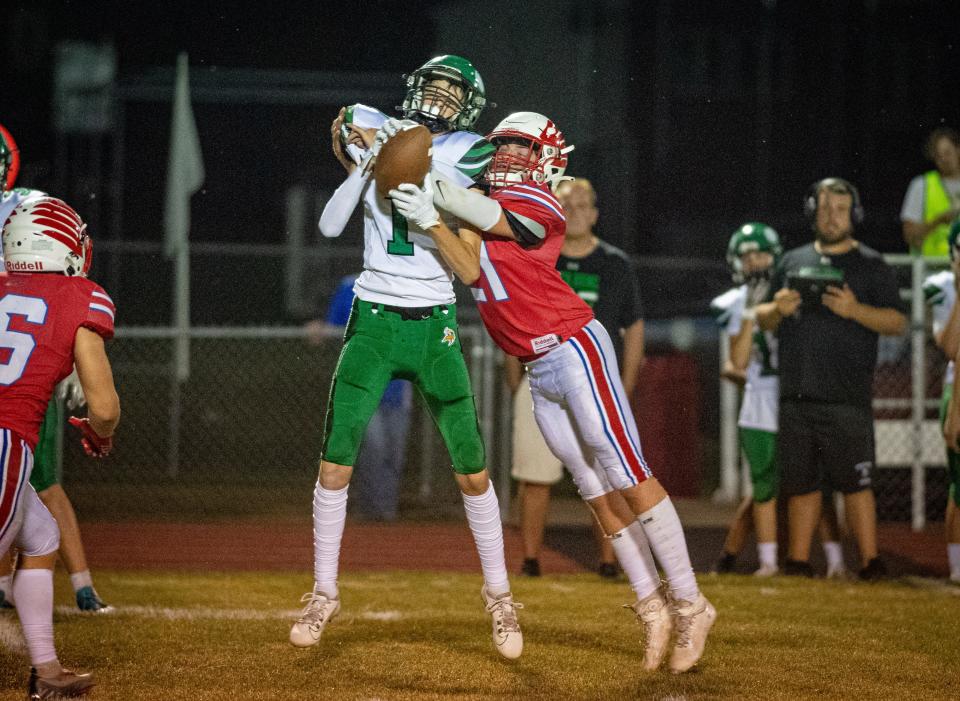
top-left (756, 177), bottom-right (906, 580)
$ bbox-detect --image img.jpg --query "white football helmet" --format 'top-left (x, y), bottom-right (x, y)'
top-left (485, 112), bottom-right (574, 191)
top-left (3, 196), bottom-right (90, 276)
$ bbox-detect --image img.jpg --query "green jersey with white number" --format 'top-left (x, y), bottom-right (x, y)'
top-left (710, 284), bottom-right (779, 432)
top-left (345, 107), bottom-right (494, 306)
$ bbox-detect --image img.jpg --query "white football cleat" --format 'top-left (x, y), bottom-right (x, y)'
top-left (668, 593), bottom-right (717, 674)
top-left (481, 586), bottom-right (523, 660)
top-left (753, 563), bottom-right (779, 578)
top-left (624, 588), bottom-right (673, 671)
top-left (289, 591), bottom-right (341, 648)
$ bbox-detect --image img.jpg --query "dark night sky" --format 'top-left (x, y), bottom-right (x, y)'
top-left (4, 0), bottom-right (960, 266)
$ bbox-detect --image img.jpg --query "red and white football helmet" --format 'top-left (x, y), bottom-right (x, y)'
top-left (0, 123), bottom-right (20, 192)
top-left (484, 112), bottom-right (574, 191)
top-left (3, 197), bottom-right (90, 276)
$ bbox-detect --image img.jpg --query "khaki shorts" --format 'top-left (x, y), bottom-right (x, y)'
top-left (510, 375), bottom-right (563, 485)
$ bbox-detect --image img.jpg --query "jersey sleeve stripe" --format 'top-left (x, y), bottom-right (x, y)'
top-left (502, 191), bottom-right (566, 220)
top-left (89, 303), bottom-right (115, 321)
top-left (91, 290), bottom-right (113, 304)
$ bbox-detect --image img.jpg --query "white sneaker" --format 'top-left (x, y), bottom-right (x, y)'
top-left (753, 563), bottom-right (779, 578)
top-left (624, 589), bottom-right (673, 671)
top-left (481, 587), bottom-right (523, 660)
top-left (289, 591), bottom-right (341, 648)
top-left (668, 593), bottom-right (716, 674)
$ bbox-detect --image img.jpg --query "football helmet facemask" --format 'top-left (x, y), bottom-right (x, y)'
top-left (400, 55), bottom-right (487, 133)
top-left (3, 196), bottom-right (90, 276)
top-left (0, 123), bottom-right (20, 192)
top-left (485, 112), bottom-right (574, 192)
top-left (726, 222), bottom-right (782, 285)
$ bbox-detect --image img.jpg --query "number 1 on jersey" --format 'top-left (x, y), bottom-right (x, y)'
top-left (388, 202), bottom-right (414, 256)
top-left (471, 241), bottom-right (509, 303)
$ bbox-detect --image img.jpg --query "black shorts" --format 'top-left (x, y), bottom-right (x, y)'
top-left (778, 398), bottom-right (875, 496)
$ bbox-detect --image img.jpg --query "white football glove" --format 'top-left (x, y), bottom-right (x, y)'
top-left (389, 179), bottom-right (441, 230)
top-left (57, 367), bottom-right (87, 411)
top-left (379, 118), bottom-right (420, 139)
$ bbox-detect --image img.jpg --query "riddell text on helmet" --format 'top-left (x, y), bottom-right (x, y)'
top-left (5, 260), bottom-right (45, 271)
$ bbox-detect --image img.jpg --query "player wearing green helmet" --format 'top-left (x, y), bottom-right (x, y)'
top-left (712, 222), bottom-right (846, 577)
top-left (400, 54), bottom-right (487, 133)
top-left (926, 214), bottom-right (960, 583)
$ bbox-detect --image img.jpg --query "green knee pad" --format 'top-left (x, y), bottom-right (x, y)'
top-left (30, 400), bottom-right (61, 493)
top-left (321, 334), bottom-right (392, 466)
top-left (740, 427), bottom-right (778, 503)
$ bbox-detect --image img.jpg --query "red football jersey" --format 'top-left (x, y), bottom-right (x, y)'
top-left (472, 183), bottom-right (594, 360)
top-left (0, 273), bottom-right (115, 448)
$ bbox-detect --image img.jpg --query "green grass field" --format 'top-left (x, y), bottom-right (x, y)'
top-left (1, 571), bottom-right (958, 700)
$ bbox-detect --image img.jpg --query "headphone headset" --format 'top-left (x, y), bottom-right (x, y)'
top-left (803, 177), bottom-right (864, 225)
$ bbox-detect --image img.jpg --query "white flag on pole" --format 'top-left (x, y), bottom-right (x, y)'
top-left (163, 52), bottom-right (204, 258)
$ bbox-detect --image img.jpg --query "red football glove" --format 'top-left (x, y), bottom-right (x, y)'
top-left (68, 417), bottom-right (113, 458)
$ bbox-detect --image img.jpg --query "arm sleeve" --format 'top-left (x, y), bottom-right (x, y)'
top-left (319, 168), bottom-right (369, 238)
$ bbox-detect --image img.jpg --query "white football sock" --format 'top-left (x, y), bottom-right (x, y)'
top-left (757, 542), bottom-right (778, 569)
top-left (637, 498), bottom-right (699, 602)
top-left (823, 541), bottom-right (844, 571)
top-left (313, 481), bottom-right (348, 599)
top-left (614, 520), bottom-right (661, 599)
top-left (12, 568), bottom-right (57, 667)
top-left (462, 482), bottom-right (510, 595)
top-left (69, 570), bottom-right (94, 593)
top-left (948, 543), bottom-right (960, 580)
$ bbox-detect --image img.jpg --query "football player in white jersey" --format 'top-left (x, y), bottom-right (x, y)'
top-left (711, 223), bottom-right (847, 578)
top-left (290, 56), bottom-right (523, 660)
top-left (927, 218), bottom-right (960, 583)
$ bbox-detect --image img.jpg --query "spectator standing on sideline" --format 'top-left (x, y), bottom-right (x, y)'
top-left (927, 217), bottom-right (960, 584)
top-left (304, 274), bottom-right (412, 521)
top-left (756, 178), bottom-right (906, 580)
top-left (901, 127), bottom-right (960, 257)
top-left (507, 178), bottom-right (644, 579)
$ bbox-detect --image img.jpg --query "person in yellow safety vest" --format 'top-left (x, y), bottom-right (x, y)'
top-left (901, 127), bottom-right (960, 257)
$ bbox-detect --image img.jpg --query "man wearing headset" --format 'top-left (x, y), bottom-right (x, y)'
top-left (755, 178), bottom-right (906, 580)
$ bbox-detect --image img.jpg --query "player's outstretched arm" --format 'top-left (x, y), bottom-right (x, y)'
top-left (73, 327), bottom-right (120, 439)
top-left (318, 168), bottom-right (369, 238)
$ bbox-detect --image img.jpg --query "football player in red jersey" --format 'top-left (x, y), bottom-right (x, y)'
top-left (0, 196), bottom-right (119, 697)
top-left (389, 112), bottom-right (715, 673)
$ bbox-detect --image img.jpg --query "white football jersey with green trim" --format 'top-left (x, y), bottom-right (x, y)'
top-left (924, 270), bottom-right (956, 386)
top-left (711, 285), bottom-right (778, 432)
top-left (345, 107), bottom-right (495, 306)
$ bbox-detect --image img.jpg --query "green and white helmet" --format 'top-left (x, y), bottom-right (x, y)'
top-left (400, 55), bottom-right (487, 133)
top-left (949, 216), bottom-right (960, 262)
top-left (726, 222), bottom-right (782, 283)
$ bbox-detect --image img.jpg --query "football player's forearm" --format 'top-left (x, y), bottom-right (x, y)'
top-left (426, 222), bottom-right (481, 284)
top-left (319, 168), bottom-right (367, 238)
top-left (938, 302), bottom-right (960, 360)
top-left (754, 302), bottom-right (782, 331)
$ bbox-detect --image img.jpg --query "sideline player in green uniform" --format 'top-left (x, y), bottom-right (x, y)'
top-left (926, 218), bottom-right (960, 583)
top-left (289, 56), bottom-right (522, 659)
